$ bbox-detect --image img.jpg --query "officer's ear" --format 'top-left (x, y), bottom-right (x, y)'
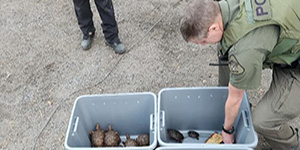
top-left (208, 23), bottom-right (220, 32)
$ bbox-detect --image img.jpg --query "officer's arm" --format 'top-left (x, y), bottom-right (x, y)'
top-left (222, 83), bottom-right (244, 143)
top-left (224, 83), bottom-right (244, 129)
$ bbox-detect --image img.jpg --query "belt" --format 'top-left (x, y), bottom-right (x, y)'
top-left (274, 58), bottom-right (300, 69)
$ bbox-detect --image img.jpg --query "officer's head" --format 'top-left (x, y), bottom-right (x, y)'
top-left (180, 0), bottom-right (223, 46)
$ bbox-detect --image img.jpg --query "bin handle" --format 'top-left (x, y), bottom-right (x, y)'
top-left (72, 116), bottom-right (79, 133)
top-left (242, 110), bottom-right (249, 128)
top-left (160, 111), bottom-right (165, 128)
top-left (150, 114), bottom-right (154, 131)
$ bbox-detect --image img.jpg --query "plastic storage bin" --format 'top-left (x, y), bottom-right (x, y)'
top-left (156, 147), bottom-right (253, 150)
top-left (65, 93), bottom-right (157, 150)
top-left (157, 87), bottom-right (258, 148)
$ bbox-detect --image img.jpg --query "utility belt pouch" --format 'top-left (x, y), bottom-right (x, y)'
top-left (218, 50), bottom-right (228, 61)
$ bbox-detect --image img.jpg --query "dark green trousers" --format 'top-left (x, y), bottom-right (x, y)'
top-left (218, 64), bottom-right (300, 149)
top-left (252, 67), bottom-right (300, 150)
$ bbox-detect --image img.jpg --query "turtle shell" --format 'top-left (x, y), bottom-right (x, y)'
top-left (90, 123), bottom-right (105, 147)
top-left (167, 129), bottom-right (184, 143)
top-left (136, 134), bottom-right (149, 146)
top-left (188, 130), bottom-right (199, 140)
top-left (122, 133), bottom-right (138, 147)
top-left (104, 125), bottom-right (121, 147)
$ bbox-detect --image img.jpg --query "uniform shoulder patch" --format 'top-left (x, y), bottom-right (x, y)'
top-left (229, 55), bottom-right (245, 75)
top-left (252, 0), bottom-right (272, 21)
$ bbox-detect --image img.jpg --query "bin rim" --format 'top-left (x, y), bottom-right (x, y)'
top-left (157, 87), bottom-right (258, 148)
top-left (155, 145), bottom-right (254, 150)
top-left (64, 92), bottom-right (158, 150)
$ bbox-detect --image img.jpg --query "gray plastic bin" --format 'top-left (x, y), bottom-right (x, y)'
top-left (157, 87), bottom-right (258, 148)
top-left (65, 93), bottom-right (157, 150)
top-left (156, 147), bottom-right (253, 150)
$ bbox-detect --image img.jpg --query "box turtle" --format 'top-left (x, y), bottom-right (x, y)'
top-left (188, 130), bottom-right (199, 140)
top-left (89, 123), bottom-right (105, 147)
top-left (136, 133), bottom-right (150, 146)
top-left (104, 124), bottom-right (121, 147)
top-left (122, 133), bottom-right (138, 147)
top-left (167, 129), bottom-right (184, 143)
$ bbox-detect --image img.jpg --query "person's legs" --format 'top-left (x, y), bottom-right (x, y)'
top-left (94, 0), bottom-right (119, 44)
top-left (94, 0), bottom-right (125, 53)
top-left (73, 0), bottom-right (96, 50)
top-left (252, 67), bottom-right (300, 150)
top-left (73, 0), bottom-right (95, 37)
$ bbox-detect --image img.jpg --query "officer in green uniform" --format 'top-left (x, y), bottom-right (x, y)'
top-left (180, 0), bottom-right (300, 149)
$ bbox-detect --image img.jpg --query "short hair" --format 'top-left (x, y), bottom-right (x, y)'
top-left (180, 0), bottom-right (220, 42)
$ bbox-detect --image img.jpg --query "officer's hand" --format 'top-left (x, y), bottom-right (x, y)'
top-left (222, 130), bottom-right (234, 144)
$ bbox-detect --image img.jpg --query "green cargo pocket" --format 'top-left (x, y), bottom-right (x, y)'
top-left (269, 38), bottom-right (298, 58)
top-left (271, 73), bottom-right (295, 113)
top-left (268, 38), bottom-right (299, 64)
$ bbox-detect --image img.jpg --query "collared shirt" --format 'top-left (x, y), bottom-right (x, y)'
top-left (218, 0), bottom-right (280, 89)
top-left (219, 0), bottom-right (239, 29)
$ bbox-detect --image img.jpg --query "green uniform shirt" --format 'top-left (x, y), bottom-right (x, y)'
top-left (219, 0), bottom-right (280, 89)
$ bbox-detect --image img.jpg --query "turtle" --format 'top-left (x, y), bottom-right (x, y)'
top-left (136, 133), bottom-right (150, 146)
top-left (122, 133), bottom-right (138, 147)
top-left (89, 123), bottom-right (105, 147)
top-left (188, 130), bottom-right (199, 140)
top-left (205, 132), bottom-right (223, 144)
top-left (104, 124), bottom-right (121, 147)
top-left (167, 129), bottom-right (184, 143)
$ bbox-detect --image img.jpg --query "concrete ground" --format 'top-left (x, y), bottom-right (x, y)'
top-left (0, 0), bottom-right (299, 149)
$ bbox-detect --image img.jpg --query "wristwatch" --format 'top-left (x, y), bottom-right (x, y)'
top-left (222, 126), bottom-right (235, 134)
